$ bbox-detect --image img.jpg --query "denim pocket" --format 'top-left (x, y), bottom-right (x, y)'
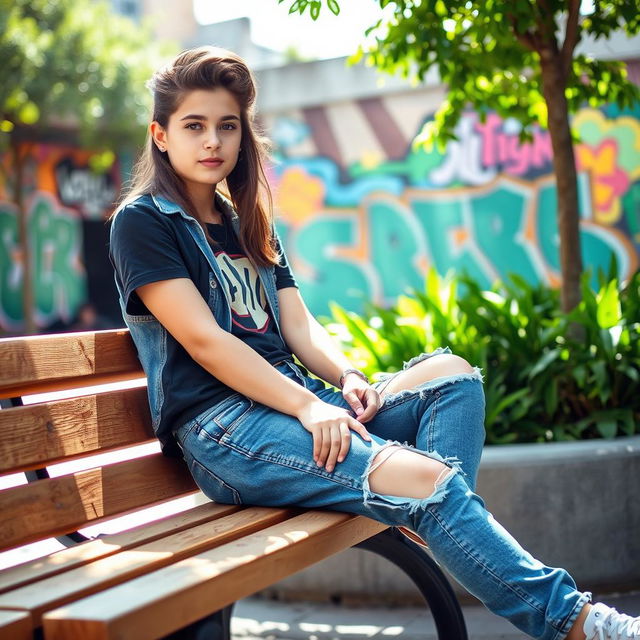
top-left (189, 457), bottom-right (242, 504)
top-left (212, 396), bottom-right (254, 438)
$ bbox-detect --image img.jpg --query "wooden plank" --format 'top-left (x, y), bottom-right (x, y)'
top-left (0, 387), bottom-right (152, 475)
top-left (0, 507), bottom-right (295, 625)
top-left (0, 502), bottom-right (239, 595)
top-left (0, 610), bottom-right (32, 640)
top-left (0, 329), bottom-right (142, 398)
top-left (0, 454), bottom-right (196, 551)
top-left (42, 512), bottom-right (387, 640)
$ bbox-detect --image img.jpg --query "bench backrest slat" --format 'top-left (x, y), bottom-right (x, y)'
top-left (0, 454), bottom-right (197, 550)
top-left (0, 330), bottom-right (142, 399)
top-left (0, 388), bottom-right (153, 475)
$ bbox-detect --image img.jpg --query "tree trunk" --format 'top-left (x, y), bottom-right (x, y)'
top-left (12, 140), bottom-right (36, 334)
top-left (539, 58), bottom-right (583, 313)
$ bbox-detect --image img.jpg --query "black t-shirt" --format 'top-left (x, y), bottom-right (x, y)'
top-left (206, 220), bottom-right (295, 364)
top-left (109, 196), bottom-right (297, 450)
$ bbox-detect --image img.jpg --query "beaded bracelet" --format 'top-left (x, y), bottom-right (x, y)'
top-left (339, 368), bottom-right (369, 388)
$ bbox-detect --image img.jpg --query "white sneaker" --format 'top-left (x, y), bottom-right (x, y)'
top-left (583, 602), bottom-right (640, 639)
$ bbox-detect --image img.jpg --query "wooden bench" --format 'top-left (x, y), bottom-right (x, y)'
top-left (0, 329), bottom-right (468, 640)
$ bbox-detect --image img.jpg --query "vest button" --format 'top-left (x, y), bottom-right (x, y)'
top-left (209, 277), bottom-right (217, 289)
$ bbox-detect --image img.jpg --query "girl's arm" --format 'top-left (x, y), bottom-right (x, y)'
top-left (278, 287), bottom-right (380, 422)
top-left (136, 277), bottom-right (370, 473)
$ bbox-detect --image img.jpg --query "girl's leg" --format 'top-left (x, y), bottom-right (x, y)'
top-left (369, 351), bottom-right (486, 489)
top-left (315, 356), bottom-right (594, 638)
top-left (174, 360), bottom-right (590, 639)
top-left (364, 445), bottom-right (590, 640)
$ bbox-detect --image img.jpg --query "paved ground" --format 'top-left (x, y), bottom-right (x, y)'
top-left (232, 591), bottom-right (640, 640)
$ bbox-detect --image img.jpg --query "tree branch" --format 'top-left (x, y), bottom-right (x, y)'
top-left (533, 0), bottom-right (562, 67)
top-left (507, 13), bottom-right (540, 53)
top-left (561, 0), bottom-right (581, 77)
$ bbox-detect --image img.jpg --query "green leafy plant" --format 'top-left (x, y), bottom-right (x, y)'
top-left (323, 268), bottom-right (640, 444)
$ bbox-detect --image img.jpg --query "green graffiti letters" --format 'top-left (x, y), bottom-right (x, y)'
top-left (281, 175), bottom-right (637, 315)
top-left (367, 198), bottom-right (425, 303)
top-left (291, 216), bottom-right (371, 316)
top-left (0, 192), bottom-right (86, 330)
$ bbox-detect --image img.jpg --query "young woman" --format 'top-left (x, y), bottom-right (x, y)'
top-left (109, 46), bottom-right (639, 640)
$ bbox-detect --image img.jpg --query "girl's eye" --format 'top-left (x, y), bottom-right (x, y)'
top-left (220, 123), bottom-right (237, 131)
top-left (185, 122), bottom-right (202, 130)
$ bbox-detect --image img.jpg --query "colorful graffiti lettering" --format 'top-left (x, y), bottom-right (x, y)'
top-left (0, 143), bottom-right (120, 331)
top-left (475, 113), bottom-right (553, 178)
top-left (274, 106), bottom-right (640, 316)
top-left (0, 192), bottom-right (86, 330)
top-left (55, 157), bottom-right (118, 220)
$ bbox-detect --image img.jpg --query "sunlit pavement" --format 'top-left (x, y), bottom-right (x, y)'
top-left (232, 591), bottom-right (640, 640)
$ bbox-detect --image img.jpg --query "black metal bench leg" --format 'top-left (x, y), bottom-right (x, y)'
top-left (356, 527), bottom-right (468, 640)
top-left (161, 603), bottom-right (234, 640)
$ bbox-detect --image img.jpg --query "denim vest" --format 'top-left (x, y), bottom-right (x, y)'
top-left (110, 192), bottom-right (284, 448)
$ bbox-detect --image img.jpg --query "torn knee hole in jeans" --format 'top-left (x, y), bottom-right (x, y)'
top-left (376, 351), bottom-right (484, 404)
top-left (361, 441), bottom-right (462, 514)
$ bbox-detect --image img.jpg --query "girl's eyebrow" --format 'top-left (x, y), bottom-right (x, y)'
top-left (179, 114), bottom-right (240, 121)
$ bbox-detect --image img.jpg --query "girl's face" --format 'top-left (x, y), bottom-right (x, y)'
top-left (151, 87), bottom-right (242, 199)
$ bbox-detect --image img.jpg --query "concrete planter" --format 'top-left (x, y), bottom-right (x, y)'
top-left (261, 436), bottom-right (640, 604)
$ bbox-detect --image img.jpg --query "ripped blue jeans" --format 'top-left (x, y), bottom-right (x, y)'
top-left (174, 352), bottom-right (590, 640)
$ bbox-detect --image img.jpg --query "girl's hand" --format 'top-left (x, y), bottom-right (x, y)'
top-left (296, 400), bottom-right (371, 473)
top-left (341, 374), bottom-right (381, 423)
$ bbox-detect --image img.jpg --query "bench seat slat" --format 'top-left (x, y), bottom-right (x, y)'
top-left (0, 506), bottom-right (296, 626)
top-left (0, 501), bottom-right (239, 595)
top-left (43, 512), bottom-right (387, 640)
top-left (0, 330), bottom-right (142, 398)
top-left (0, 387), bottom-right (152, 475)
top-left (0, 609), bottom-right (32, 640)
top-left (0, 454), bottom-right (197, 550)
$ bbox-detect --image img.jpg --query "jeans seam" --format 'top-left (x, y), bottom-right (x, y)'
top-left (215, 399), bottom-right (255, 437)
top-left (427, 507), bottom-right (551, 621)
top-left (189, 456), bottom-right (243, 504)
top-left (215, 438), bottom-right (363, 491)
top-left (427, 393), bottom-right (440, 451)
top-left (552, 592), bottom-right (591, 640)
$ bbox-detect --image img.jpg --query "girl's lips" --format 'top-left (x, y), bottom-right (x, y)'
top-left (200, 159), bottom-right (223, 167)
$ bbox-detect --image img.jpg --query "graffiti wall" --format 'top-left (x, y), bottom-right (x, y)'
top-left (0, 143), bottom-right (121, 332)
top-left (2, 81), bottom-right (639, 331)
top-left (266, 93), bottom-right (640, 317)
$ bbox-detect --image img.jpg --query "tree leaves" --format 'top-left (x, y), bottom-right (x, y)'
top-left (278, 1), bottom-right (640, 147)
top-left (0, 0), bottom-right (172, 152)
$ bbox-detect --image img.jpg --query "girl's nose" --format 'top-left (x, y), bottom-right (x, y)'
top-left (204, 133), bottom-right (221, 149)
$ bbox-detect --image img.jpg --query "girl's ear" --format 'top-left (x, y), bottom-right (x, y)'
top-left (150, 121), bottom-right (168, 152)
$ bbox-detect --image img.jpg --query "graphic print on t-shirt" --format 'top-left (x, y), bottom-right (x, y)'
top-left (214, 251), bottom-right (269, 333)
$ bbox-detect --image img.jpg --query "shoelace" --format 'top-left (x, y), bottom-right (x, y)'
top-left (594, 609), bottom-right (640, 639)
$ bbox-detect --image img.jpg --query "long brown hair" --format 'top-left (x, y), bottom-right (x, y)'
top-left (118, 46), bottom-right (277, 266)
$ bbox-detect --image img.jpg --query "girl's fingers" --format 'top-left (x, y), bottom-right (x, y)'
top-left (343, 391), bottom-right (364, 417)
top-left (336, 421), bottom-right (351, 464)
top-left (358, 389), bottom-right (380, 422)
top-left (349, 417), bottom-right (371, 441)
top-left (313, 428), bottom-right (323, 464)
top-left (317, 427), bottom-right (332, 467)
top-left (325, 423), bottom-right (345, 472)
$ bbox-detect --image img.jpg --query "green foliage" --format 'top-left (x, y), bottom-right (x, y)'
top-left (0, 0), bottom-right (173, 152)
top-left (323, 268), bottom-right (640, 444)
top-left (278, 0), bottom-right (640, 146)
top-left (280, 0), bottom-right (339, 20)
